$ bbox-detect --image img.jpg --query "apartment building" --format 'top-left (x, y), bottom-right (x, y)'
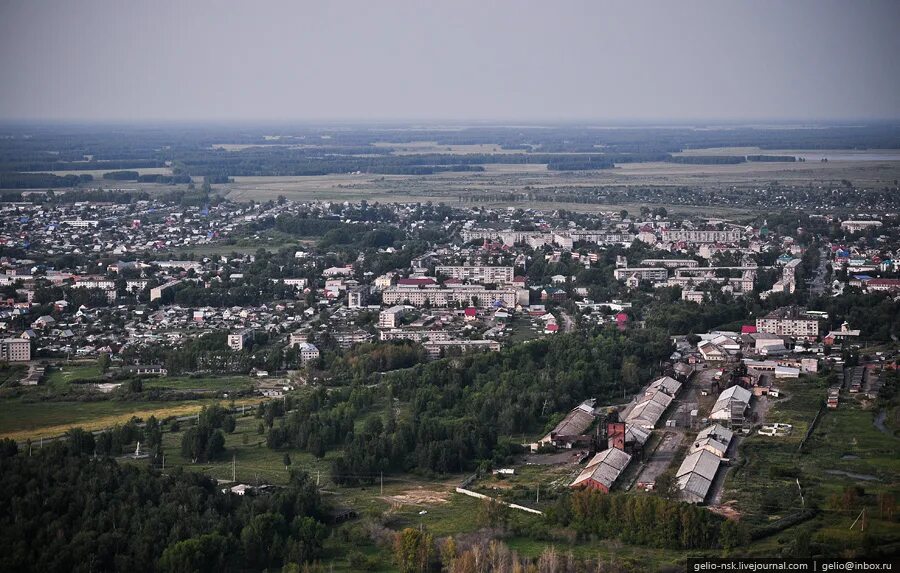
top-left (613, 267), bottom-right (669, 282)
top-left (756, 307), bottom-right (821, 338)
top-left (640, 259), bottom-right (699, 269)
top-left (378, 305), bottom-right (408, 328)
top-left (661, 228), bottom-right (741, 244)
top-left (0, 338), bottom-right (31, 362)
top-left (435, 265), bottom-right (515, 284)
top-left (382, 285), bottom-right (527, 308)
top-left (228, 329), bottom-right (252, 351)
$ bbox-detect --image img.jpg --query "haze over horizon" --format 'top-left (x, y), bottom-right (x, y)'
top-left (2, 0), bottom-right (899, 123)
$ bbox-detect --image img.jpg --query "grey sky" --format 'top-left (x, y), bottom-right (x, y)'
top-left (1, 0), bottom-right (899, 122)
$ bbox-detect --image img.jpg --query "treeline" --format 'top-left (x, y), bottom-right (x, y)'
top-left (551, 489), bottom-right (743, 550)
top-left (746, 154), bottom-right (796, 162)
top-left (0, 172), bottom-right (93, 189)
top-left (0, 438), bottom-right (328, 572)
top-left (667, 155), bottom-right (746, 165)
top-left (0, 159), bottom-right (165, 172)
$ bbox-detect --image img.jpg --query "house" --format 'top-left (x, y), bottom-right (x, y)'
top-left (697, 341), bottom-right (726, 364)
top-left (32, 315), bottom-right (55, 329)
top-left (570, 448), bottom-right (632, 492)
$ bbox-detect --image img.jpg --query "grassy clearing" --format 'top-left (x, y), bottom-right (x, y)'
top-left (724, 374), bottom-right (900, 550)
top-left (0, 397), bottom-right (261, 441)
top-left (142, 375), bottom-right (254, 392)
top-left (44, 363), bottom-right (102, 391)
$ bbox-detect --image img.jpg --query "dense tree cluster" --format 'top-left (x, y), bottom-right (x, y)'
top-left (552, 489), bottom-right (741, 550)
top-left (0, 439), bottom-right (327, 573)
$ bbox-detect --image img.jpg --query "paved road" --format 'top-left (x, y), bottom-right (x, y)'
top-left (808, 247), bottom-right (829, 296)
top-left (633, 431), bottom-right (684, 487)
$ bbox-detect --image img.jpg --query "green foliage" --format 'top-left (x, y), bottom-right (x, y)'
top-left (0, 442), bottom-right (325, 572)
top-left (562, 489), bottom-right (727, 550)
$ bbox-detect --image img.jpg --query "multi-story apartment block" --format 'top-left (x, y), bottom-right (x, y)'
top-left (640, 259), bottom-right (699, 269)
top-left (0, 338), bottom-right (31, 362)
top-left (382, 285), bottom-right (527, 308)
top-left (661, 228), bottom-right (741, 244)
top-left (613, 267), bottom-right (669, 282)
top-left (434, 266), bottom-right (515, 284)
top-left (379, 305), bottom-right (408, 328)
top-left (228, 329), bottom-right (252, 351)
top-left (756, 307), bottom-right (820, 338)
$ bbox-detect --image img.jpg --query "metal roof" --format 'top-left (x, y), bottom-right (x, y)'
top-left (676, 450), bottom-right (721, 481)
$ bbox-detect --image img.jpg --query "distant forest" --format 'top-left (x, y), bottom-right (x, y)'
top-left (0, 123), bottom-right (897, 186)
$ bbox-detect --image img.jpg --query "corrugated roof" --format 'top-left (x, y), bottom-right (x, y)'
top-left (677, 472), bottom-right (712, 503)
top-left (571, 448), bottom-right (632, 489)
top-left (676, 450), bottom-right (721, 481)
top-left (552, 406), bottom-right (596, 438)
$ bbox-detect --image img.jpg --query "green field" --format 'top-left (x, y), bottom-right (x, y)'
top-left (723, 374), bottom-right (900, 554)
top-left (44, 363), bottom-right (102, 391)
top-left (142, 375), bottom-right (254, 393)
top-left (0, 397), bottom-right (260, 442)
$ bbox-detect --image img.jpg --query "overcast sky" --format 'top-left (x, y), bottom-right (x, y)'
top-left (1, 0), bottom-right (899, 123)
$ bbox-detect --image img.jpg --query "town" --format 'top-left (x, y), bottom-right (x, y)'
top-left (1, 0), bottom-right (899, 568)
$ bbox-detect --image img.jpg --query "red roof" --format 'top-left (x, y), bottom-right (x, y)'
top-left (464, 307), bottom-right (477, 316)
top-left (615, 313), bottom-right (628, 323)
top-left (741, 325), bottom-right (757, 334)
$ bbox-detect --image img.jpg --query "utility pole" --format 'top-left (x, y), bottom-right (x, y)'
top-left (316, 469), bottom-right (320, 487)
top-left (232, 455), bottom-right (236, 482)
top-left (380, 472), bottom-right (384, 496)
top-left (536, 484), bottom-right (540, 504)
top-left (162, 454), bottom-right (165, 471)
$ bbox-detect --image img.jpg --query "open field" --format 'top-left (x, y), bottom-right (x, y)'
top-left (723, 375), bottom-right (900, 550)
top-left (215, 153), bottom-right (900, 217)
top-left (674, 147), bottom-right (900, 162)
top-left (44, 363), bottom-right (102, 391)
top-left (142, 375), bottom-right (254, 392)
top-left (0, 397), bottom-right (261, 441)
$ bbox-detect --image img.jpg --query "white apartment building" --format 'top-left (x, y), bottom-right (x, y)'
top-left (640, 259), bottom-right (699, 269)
top-left (379, 306), bottom-right (408, 328)
top-left (382, 285), bottom-right (527, 308)
top-left (840, 220), bottom-right (882, 233)
top-left (613, 267), bottom-right (669, 282)
top-left (228, 330), bottom-right (252, 351)
top-left (380, 329), bottom-right (451, 342)
top-left (0, 338), bottom-right (31, 362)
top-left (296, 342), bottom-right (319, 363)
top-left (756, 307), bottom-right (820, 338)
top-left (661, 229), bottom-right (741, 244)
top-left (434, 266), bottom-right (515, 284)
